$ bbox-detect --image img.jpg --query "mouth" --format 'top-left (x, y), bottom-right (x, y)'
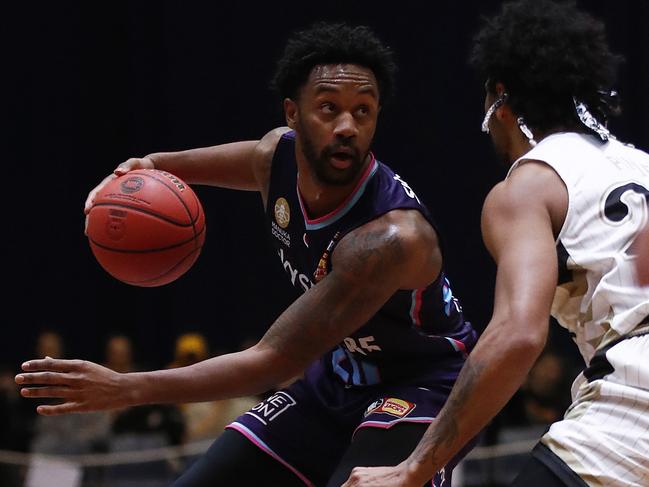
top-left (329, 151), bottom-right (354, 169)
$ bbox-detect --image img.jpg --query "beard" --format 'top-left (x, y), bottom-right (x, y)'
top-left (298, 122), bottom-right (368, 186)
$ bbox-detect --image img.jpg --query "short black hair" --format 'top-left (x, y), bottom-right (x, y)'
top-left (470, 0), bottom-right (624, 132)
top-left (271, 22), bottom-right (397, 105)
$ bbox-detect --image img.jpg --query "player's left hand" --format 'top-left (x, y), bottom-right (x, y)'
top-left (342, 463), bottom-right (422, 487)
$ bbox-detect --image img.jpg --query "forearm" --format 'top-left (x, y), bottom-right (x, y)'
top-left (404, 321), bottom-right (546, 484)
top-left (146, 141), bottom-right (259, 190)
top-left (125, 346), bottom-right (289, 406)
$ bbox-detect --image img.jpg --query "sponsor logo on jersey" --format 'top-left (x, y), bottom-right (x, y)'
top-left (120, 176), bottom-right (144, 194)
top-left (376, 398), bottom-right (416, 418)
top-left (278, 248), bottom-right (314, 292)
top-left (271, 221), bottom-right (291, 247)
top-left (245, 391), bottom-right (296, 425)
top-left (393, 174), bottom-right (421, 204)
top-left (364, 398), bottom-right (384, 417)
top-left (274, 197), bottom-right (290, 228)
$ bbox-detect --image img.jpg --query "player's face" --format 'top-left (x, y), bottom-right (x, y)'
top-left (289, 63), bottom-right (379, 186)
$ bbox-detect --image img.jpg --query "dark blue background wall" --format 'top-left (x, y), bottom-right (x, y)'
top-left (4, 1), bottom-right (648, 368)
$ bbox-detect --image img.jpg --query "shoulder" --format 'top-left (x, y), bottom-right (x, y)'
top-left (485, 160), bottom-right (567, 216)
top-left (483, 160), bottom-right (568, 246)
top-left (252, 127), bottom-right (292, 169)
top-left (257, 127), bottom-right (292, 155)
top-left (252, 127), bottom-right (293, 204)
top-left (333, 209), bottom-right (442, 289)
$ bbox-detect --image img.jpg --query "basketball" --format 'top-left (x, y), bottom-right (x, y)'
top-left (86, 169), bottom-right (206, 287)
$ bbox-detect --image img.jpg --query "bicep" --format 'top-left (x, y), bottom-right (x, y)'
top-left (482, 184), bottom-right (558, 330)
top-left (256, 224), bottom-right (411, 374)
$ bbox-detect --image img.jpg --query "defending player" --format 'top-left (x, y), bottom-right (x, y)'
top-left (17, 22), bottom-right (477, 486)
top-left (343, 1), bottom-right (649, 486)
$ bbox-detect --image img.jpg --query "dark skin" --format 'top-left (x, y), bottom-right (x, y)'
top-left (342, 83), bottom-right (569, 486)
top-left (16, 64), bottom-right (442, 416)
top-left (635, 224), bottom-right (649, 285)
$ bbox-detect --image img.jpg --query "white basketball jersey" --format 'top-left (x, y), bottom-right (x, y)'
top-left (509, 132), bottom-right (649, 363)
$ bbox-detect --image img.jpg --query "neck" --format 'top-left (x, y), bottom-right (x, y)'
top-left (296, 154), bottom-right (372, 219)
top-left (508, 124), bottom-right (581, 163)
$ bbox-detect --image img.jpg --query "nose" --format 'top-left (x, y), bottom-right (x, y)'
top-left (333, 112), bottom-right (359, 139)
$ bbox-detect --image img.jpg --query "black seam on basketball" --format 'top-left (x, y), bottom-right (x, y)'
top-left (188, 186), bottom-right (203, 246)
top-left (122, 246), bottom-right (203, 285)
top-left (89, 225), bottom-right (205, 253)
top-left (91, 202), bottom-right (196, 227)
top-left (136, 171), bottom-right (199, 229)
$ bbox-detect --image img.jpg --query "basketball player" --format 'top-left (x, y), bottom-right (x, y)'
top-left (16, 22), bottom-right (477, 486)
top-left (343, 1), bottom-right (649, 486)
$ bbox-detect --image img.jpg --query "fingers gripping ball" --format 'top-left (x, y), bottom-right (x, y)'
top-left (86, 169), bottom-right (206, 287)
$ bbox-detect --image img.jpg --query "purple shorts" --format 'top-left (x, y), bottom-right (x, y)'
top-left (226, 364), bottom-right (464, 486)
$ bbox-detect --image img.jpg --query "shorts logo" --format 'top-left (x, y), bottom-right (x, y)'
top-left (274, 197), bottom-right (290, 229)
top-left (245, 391), bottom-right (296, 425)
top-left (376, 398), bottom-right (416, 418)
top-left (364, 398), bottom-right (384, 417)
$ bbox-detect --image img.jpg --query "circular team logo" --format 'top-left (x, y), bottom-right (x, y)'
top-left (274, 197), bottom-right (290, 229)
top-left (120, 176), bottom-right (144, 194)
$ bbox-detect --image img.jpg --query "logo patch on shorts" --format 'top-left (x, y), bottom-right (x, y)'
top-left (376, 398), bottom-right (416, 418)
top-left (245, 391), bottom-right (296, 425)
top-left (364, 398), bottom-right (384, 417)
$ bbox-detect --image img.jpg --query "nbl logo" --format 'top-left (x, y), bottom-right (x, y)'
top-left (120, 176), bottom-right (144, 194)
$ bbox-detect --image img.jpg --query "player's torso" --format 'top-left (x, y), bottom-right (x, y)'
top-left (511, 133), bottom-right (649, 362)
top-left (265, 131), bottom-right (476, 387)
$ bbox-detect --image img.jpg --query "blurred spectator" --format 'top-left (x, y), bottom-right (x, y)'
top-left (0, 366), bottom-right (35, 486)
top-left (168, 333), bottom-right (260, 443)
top-left (29, 331), bottom-right (112, 455)
top-left (462, 347), bottom-right (576, 486)
top-left (105, 334), bottom-right (185, 446)
top-left (498, 348), bottom-right (574, 429)
top-left (168, 333), bottom-right (210, 369)
top-left (103, 334), bottom-right (136, 373)
top-left (521, 350), bottom-right (572, 424)
top-left (103, 335), bottom-right (186, 485)
top-left (35, 330), bottom-right (64, 359)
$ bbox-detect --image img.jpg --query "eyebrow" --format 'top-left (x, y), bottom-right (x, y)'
top-left (313, 83), bottom-right (378, 99)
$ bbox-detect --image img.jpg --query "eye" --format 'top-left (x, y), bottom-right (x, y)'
top-left (355, 105), bottom-right (371, 117)
top-left (320, 102), bottom-right (335, 114)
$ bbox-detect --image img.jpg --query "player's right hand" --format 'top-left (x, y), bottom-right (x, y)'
top-left (84, 157), bottom-right (155, 234)
top-left (15, 357), bottom-right (133, 415)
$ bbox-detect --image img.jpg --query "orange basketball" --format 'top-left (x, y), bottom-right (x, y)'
top-left (86, 169), bottom-right (206, 287)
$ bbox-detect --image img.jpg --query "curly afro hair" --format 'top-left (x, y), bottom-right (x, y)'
top-left (470, 0), bottom-right (624, 132)
top-left (271, 22), bottom-right (397, 105)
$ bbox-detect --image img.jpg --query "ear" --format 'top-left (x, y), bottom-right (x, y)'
top-left (284, 98), bottom-right (298, 129)
top-left (493, 82), bottom-right (515, 124)
top-left (494, 82), bottom-right (507, 98)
